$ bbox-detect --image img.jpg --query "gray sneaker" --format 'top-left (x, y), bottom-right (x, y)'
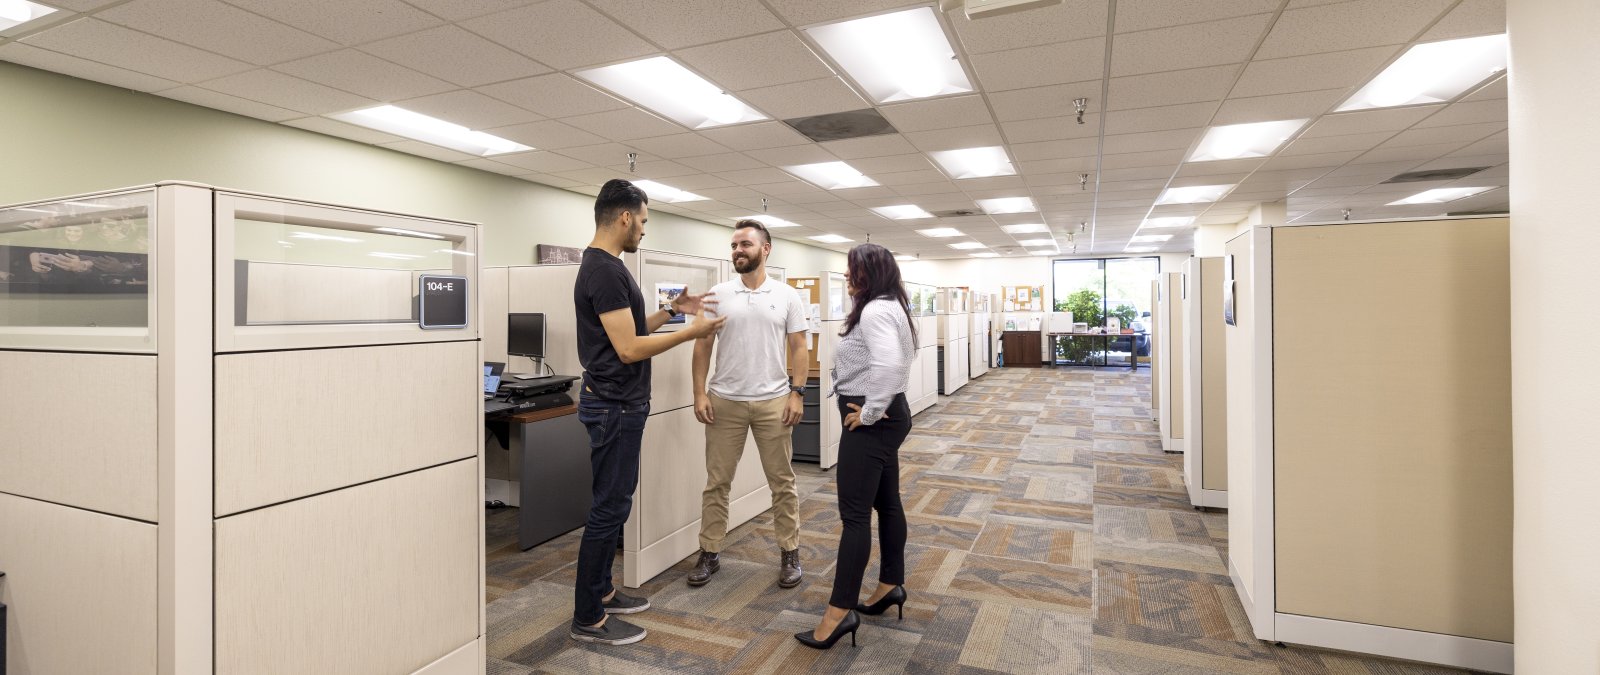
top-left (570, 616), bottom-right (647, 646)
top-left (603, 591), bottom-right (650, 615)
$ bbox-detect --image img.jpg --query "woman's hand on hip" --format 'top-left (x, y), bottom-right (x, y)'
top-left (844, 402), bottom-right (889, 431)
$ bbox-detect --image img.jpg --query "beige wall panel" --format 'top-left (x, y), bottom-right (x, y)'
top-left (0, 351), bottom-right (157, 521)
top-left (1200, 257), bottom-right (1228, 491)
top-left (507, 264), bottom-right (580, 378)
top-left (1224, 233), bottom-right (1257, 593)
top-left (650, 346), bottom-right (695, 413)
top-left (1167, 272), bottom-right (1186, 439)
top-left (638, 406), bottom-right (708, 544)
top-left (214, 340), bottom-right (478, 515)
top-left (1151, 280), bottom-right (1161, 413)
top-left (481, 266), bottom-right (509, 365)
top-left (1274, 218), bottom-right (1512, 642)
top-left (0, 492), bottom-right (157, 675)
top-left (215, 460), bottom-right (479, 675)
top-left (243, 262), bottom-right (413, 324)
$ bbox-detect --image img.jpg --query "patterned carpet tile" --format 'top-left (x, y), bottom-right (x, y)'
top-left (971, 516), bottom-right (1093, 569)
top-left (989, 496), bottom-right (1095, 526)
top-left (927, 551), bottom-right (1095, 615)
top-left (1094, 484), bottom-right (1199, 513)
top-left (1097, 464), bottom-right (1186, 491)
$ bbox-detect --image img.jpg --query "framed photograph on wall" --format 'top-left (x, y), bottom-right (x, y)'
top-left (536, 244), bottom-right (583, 265)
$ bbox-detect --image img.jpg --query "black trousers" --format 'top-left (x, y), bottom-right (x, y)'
top-left (829, 393), bottom-right (913, 610)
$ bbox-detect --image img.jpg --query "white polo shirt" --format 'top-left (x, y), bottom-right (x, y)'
top-left (706, 276), bottom-right (809, 401)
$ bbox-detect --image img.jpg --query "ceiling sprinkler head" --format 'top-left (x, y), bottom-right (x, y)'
top-left (627, 152), bottom-right (637, 173)
top-left (1073, 98), bottom-right (1088, 125)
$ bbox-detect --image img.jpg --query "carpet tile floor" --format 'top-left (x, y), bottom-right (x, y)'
top-left (484, 367), bottom-right (1482, 674)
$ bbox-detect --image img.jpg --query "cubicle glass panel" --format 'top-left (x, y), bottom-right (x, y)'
top-left (0, 189), bottom-right (156, 353)
top-left (766, 266), bottom-right (786, 284)
top-left (632, 249), bottom-right (723, 333)
top-left (215, 193), bottom-right (478, 352)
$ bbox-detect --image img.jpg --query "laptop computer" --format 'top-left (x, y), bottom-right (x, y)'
top-left (484, 362), bottom-right (505, 400)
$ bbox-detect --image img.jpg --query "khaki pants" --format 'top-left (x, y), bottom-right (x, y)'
top-left (700, 392), bottom-right (801, 552)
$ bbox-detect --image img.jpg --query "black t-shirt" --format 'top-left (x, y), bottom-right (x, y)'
top-left (574, 247), bottom-right (651, 404)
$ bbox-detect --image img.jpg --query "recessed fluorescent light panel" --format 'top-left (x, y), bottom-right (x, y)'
top-left (930, 146), bottom-right (1016, 179)
top-left (915, 227), bottom-right (965, 238)
top-left (332, 106), bottom-right (532, 156)
top-left (1386, 186), bottom-right (1499, 205)
top-left (970, 252), bottom-right (1000, 258)
top-left (1124, 246), bottom-right (1160, 253)
top-left (631, 179), bottom-right (706, 203)
top-left (1188, 119), bottom-right (1308, 162)
top-left (894, 254), bottom-right (917, 262)
top-left (976, 197), bottom-right (1036, 215)
top-left (1338, 34), bottom-right (1507, 111)
top-left (1141, 216), bottom-right (1195, 229)
top-left (948, 241), bottom-right (987, 250)
top-left (373, 227), bottom-right (445, 239)
top-left (1018, 239), bottom-right (1057, 247)
top-left (786, 161), bottom-right (878, 189)
top-left (1000, 223), bottom-right (1049, 234)
top-left (806, 7), bottom-right (973, 104)
top-left (810, 234), bottom-right (854, 244)
top-left (1129, 234), bottom-right (1173, 243)
top-left (872, 204), bottom-right (934, 220)
top-left (1155, 185), bottom-right (1234, 205)
top-left (577, 57), bottom-right (765, 129)
top-left (0, 0), bottom-right (57, 31)
top-left (744, 214), bottom-right (801, 228)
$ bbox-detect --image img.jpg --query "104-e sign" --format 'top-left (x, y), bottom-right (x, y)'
top-left (420, 275), bottom-right (468, 329)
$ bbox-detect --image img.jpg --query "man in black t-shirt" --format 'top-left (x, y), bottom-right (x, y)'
top-left (569, 179), bottom-right (726, 646)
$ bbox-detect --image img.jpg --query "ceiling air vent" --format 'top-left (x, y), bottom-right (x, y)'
top-left (1381, 167), bottom-right (1489, 184)
top-left (930, 208), bottom-right (983, 218)
top-left (784, 109), bottom-right (897, 143)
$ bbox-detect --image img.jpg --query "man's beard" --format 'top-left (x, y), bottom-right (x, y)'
top-left (622, 223), bottom-right (643, 253)
top-left (733, 252), bottom-right (762, 273)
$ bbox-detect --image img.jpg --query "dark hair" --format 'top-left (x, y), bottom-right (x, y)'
top-left (733, 218), bottom-right (771, 244)
top-left (841, 243), bottom-right (917, 347)
top-left (594, 178), bottom-right (648, 226)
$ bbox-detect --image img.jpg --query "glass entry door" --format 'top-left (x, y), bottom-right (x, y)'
top-left (1051, 257), bottom-right (1160, 367)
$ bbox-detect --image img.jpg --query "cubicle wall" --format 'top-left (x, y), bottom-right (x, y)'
top-left (906, 282), bottom-right (939, 415)
top-left (1156, 272), bottom-right (1185, 451)
top-left (1226, 218), bottom-right (1513, 673)
top-left (1150, 280), bottom-right (1160, 419)
top-left (0, 184), bottom-right (486, 675)
top-left (1182, 257), bottom-right (1227, 509)
top-left (937, 287), bottom-right (970, 395)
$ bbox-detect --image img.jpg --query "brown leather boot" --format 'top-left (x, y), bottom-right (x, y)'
top-left (779, 549), bottom-right (803, 588)
top-left (687, 550), bottom-right (719, 587)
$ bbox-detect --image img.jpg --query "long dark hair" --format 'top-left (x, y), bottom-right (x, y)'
top-left (841, 243), bottom-right (917, 347)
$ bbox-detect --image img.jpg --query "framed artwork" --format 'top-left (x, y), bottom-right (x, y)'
top-left (536, 244), bottom-right (583, 265)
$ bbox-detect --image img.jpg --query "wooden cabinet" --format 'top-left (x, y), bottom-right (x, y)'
top-left (1002, 331), bottom-right (1043, 367)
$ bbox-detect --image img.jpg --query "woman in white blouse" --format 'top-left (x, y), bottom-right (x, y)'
top-left (796, 243), bottom-right (918, 650)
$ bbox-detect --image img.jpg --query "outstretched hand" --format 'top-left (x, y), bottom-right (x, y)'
top-left (843, 402), bottom-right (890, 431)
top-left (673, 289), bottom-right (718, 317)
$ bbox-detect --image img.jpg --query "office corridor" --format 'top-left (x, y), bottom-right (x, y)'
top-left (482, 368), bottom-right (1471, 674)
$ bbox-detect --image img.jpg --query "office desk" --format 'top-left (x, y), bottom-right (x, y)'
top-left (489, 403), bottom-right (591, 550)
top-left (1047, 332), bottom-right (1148, 369)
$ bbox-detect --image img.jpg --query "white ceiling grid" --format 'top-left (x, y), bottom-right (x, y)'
top-left (0, 0), bottom-right (1509, 258)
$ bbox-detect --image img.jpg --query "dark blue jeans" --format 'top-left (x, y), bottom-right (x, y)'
top-left (573, 396), bottom-right (650, 626)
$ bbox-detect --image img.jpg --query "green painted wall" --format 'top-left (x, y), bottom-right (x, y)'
top-left (0, 62), bottom-right (845, 275)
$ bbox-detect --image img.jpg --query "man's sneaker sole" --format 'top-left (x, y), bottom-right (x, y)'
top-left (569, 628), bottom-right (648, 646)
top-left (605, 599), bottom-right (651, 615)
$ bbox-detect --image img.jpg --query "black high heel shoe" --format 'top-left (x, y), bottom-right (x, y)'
top-left (856, 585), bottom-right (907, 620)
top-left (794, 610), bottom-right (860, 650)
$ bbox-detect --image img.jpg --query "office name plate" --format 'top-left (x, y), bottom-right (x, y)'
top-left (419, 275), bottom-right (469, 329)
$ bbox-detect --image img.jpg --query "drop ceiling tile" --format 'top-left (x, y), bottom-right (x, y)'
top-left (713, 167), bottom-right (795, 185)
top-left (478, 73), bottom-right (628, 119)
top-left (947, 0), bottom-right (1109, 53)
top-left (1447, 132), bottom-right (1507, 157)
top-left (1107, 65), bottom-right (1235, 111)
top-left (1111, 14), bottom-right (1270, 77)
top-left (281, 116), bottom-right (406, 144)
top-left (559, 107), bottom-right (685, 141)
top-left (778, 190), bottom-right (842, 205)
top-left (220, 0), bottom-right (442, 45)
top-left (1001, 116), bottom-right (1099, 143)
top-left (761, 0), bottom-right (917, 26)
top-left (1350, 143), bottom-right (1461, 165)
top-left (1011, 138), bottom-right (1099, 162)
top-left (1324, 159), bottom-right (1420, 177)
top-left (970, 38), bottom-right (1105, 92)
top-left (485, 120), bottom-right (608, 150)
top-left (21, 18), bottom-right (251, 83)
top-left (1176, 158), bottom-right (1267, 178)
top-left (27, 0), bottom-right (116, 8)
top-left (1102, 128), bottom-right (1200, 155)
top-left (739, 77), bottom-right (870, 120)
top-left (1412, 99), bottom-right (1506, 128)
top-left (677, 152), bottom-right (766, 173)
top-left (396, 90), bottom-right (540, 129)
top-left (697, 186), bottom-right (764, 201)
top-left (878, 95), bottom-right (993, 132)
top-left (456, 157), bottom-right (535, 176)
top-left (401, 0), bottom-right (533, 22)
top-left (699, 121), bottom-right (811, 151)
top-left (554, 143), bottom-right (657, 166)
top-left (601, 160), bottom-right (699, 180)
top-left (1231, 46), bottom-right (1398, 99)
top-left (820, 134), bottom-right (920, 160)
top-left (986, 81), bottom-right (1100, 122)
top-left (832, 186), bottom-right (897, 201)
top-left (586, 0), bottom-right (784, 50)
top-left (625, 134), bottom-right (733, 159)
top-left (1414, 155), bottom-right (1506, 172)
top-left (894, 182), bottom-right (965, 197)
top-left (460, 0), bottom-right (653, 70)
top-left (558, 167), bottom-right (632, 185)
top-left (874, 169), bottom-right (948, 186)
top-left (361, 25), bottom-right (550, 88)
top-left (1420, 0), bottom-right (1505, 40)
top-left (674, 30), bottom-right (831, 92)
top-left (201, 69), bottom-right (375, 114)
top-left (97, 0), bottom-right (337, 66)
top-left (1385, 122), bottom-right (1504, 147)
top-left (743, 145), bottom-right (840, 168)
top-left (1019, 157), bottom-right (1096, 173)
top-left (650, 173), bottom-right (730, 191)
top-left (1464, 77), bottom-right (1507, 101)
top-left (1099, 148), bottom-right (1185, 169)
top-left (1100, 102), bottom-right (1214, 136)
top-left (746, 179), bottom-right (826, 197)
top-left (1256, 0), bottom-right (1454, 59)
top-left (905, 124), bottom-right (1005, 152)
top-left (1115, 0), bottom-right (1279, 32)
top-left (1212, 89), bottom-right (1344, 126)
top-left (381, 139), bottom-right (477, 162)
top-left (1281, 131), bottom-right (1395, 156)
top-left (274, 49), bottom-right (455, 101)
top-left (0, 42), bottom-right (180, 92)
top-left (157, 85), bottom-right (301, 121)
top-left (851, 154), bottom-right (936, 174)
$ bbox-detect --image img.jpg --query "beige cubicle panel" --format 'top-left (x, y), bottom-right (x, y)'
top-left (1227, 218), bottom-right (1512, 674)
top-left (1151, 279), bottom-right (1160, 417)
top-left (0, 492), bottom-right (158, 675)
top-left (481, 266), bottom-right (509, 365)
top-left (506, 264), bottom-right (580, 376)
top-left (213, 341), bottom-right (479, 515)
top-left (215, 460), bottom-right (480, 675)
top-left (0, 351), bottom-right (158, 521)
top-left (1157, 271), bottom-right (1185, 451)
top-left (1182, 257), bottom-right (1227, 509)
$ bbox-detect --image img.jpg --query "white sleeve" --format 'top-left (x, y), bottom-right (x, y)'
top-left (857, 304), bottom-right (908, 425)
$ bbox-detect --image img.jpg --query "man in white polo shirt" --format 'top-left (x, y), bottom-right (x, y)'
top-left (687, 218), bottom-right (810, 589)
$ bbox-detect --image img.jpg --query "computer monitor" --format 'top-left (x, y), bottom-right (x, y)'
top-left (508, 313), bottom-right (546, 358)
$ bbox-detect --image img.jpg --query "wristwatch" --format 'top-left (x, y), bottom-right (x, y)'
top-left (790, 385), bottom-right (806, 396)
top-left (663, 305), bottom-right (679, 318)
